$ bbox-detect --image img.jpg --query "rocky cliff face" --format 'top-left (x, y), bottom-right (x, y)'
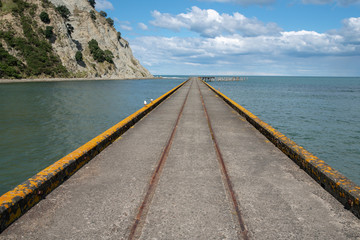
top-left (0, 0), bottom-right (152, 79)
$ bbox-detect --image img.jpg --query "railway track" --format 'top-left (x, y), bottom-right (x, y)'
top-left (128, 78), bottom-right (248, 239)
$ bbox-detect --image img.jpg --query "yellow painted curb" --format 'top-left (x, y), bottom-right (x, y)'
top-left (202, 79), bottom-right (360, 219)
top-left (0, 79), bottom-right (189, 233)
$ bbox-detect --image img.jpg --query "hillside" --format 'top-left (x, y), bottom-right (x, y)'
top-left (0, 0), bottom-right (153, 79)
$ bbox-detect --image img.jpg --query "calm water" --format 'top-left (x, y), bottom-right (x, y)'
top-left (209, 76), bottom-right (360, 185)
top-left (1, 76), bottom-right (359, 196)
top-left (0, 78), bottom-right (186, 195)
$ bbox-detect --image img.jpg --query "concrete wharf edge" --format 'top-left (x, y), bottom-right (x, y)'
top-left (0, 79), bottom-right (188, 233)
top-left (203, 79), bottom-right (360, 219)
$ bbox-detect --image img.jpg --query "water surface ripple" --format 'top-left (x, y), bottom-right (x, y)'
top-left (0, 78), bottom-right (185, 195)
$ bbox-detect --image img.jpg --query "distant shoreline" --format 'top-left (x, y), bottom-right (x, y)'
top-left (0, 77), bottom-right (163, 84)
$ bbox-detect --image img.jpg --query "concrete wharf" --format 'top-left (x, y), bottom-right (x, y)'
top-left (201, 76), bottom-right (247, 82)
top-left (1, 78), bottom-right (360, 239)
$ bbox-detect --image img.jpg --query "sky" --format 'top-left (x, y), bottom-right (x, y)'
top-left (95, 0), bottom-right (360, 76)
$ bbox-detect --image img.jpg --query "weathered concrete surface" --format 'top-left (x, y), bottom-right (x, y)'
top-left (198, 81), bottom-right (360, 239)
top-left (1, 78), bottom-right (360, 239)
top-left (139, 80), bottom-right (238, 239)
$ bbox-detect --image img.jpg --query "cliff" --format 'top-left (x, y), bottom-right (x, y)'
top-left (0, 0), bottom-right (153, 79)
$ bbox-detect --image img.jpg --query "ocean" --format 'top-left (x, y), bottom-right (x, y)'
top-left (0, 76), bottom-right (359, 195)
top-left (0, 78), bottom-right (186, 195)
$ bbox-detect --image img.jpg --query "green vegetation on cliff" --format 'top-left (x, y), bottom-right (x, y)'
top-left (40, 11), bottom-right (50, 24)
top-left (0, 43), bottom-right (24, 79)
top-left (75, 51), bottom-right (83, 62)
top-left (0, 0), bottom-right (68, 79)
top-left (55, 5), bottom-right (70, 20)
top-left (88, 39), bottom-right (114, 64)
top-left (88, 0), bottom-right (95, 8)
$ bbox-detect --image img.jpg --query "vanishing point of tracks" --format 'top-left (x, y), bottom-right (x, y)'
top-left (128, 79), bottom-right (249, 240)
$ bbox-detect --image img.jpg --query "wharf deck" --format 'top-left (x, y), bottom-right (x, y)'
top-left (1, 78), bottom-right (360, 239)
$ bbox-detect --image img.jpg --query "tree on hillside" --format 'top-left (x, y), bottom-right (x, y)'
top-left (40, 12), bottom-right (50, 24)
top-left (88, 0), bottom-right (95, 8)
top-left (100, 11), bottom-right (107, 17)
top-left (106, 17), bottom-right (114, 27)
top-left (104, 50), bottom-right (114, 63)
top-left (88, 39), bottom-right (105, 62)
top-left (56, 5), bottom-right (70, 20)
top-left (44, 26), bottom-right (54, 39)
top-left (90, 10), bottom-right (96, 20)
top-left (88, 39), bottom-right (113, 64)
top-left (66, 23), bottom-right (74, 36)
top-left (75, 51), bottom-right (83, 62)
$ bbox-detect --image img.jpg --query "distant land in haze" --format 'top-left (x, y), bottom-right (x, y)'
top-left (0, 0), bottom-right (153, 80)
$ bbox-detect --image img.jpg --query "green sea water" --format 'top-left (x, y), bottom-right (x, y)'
top-left (0, 78), bottom-right (186, 195)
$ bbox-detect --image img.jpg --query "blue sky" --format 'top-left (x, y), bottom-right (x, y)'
top-left (95, 0), bottom-right (360, 76)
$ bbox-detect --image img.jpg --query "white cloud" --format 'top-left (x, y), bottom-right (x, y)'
top-left (115, 19), bottom-right (133, 31)
top-left (198, 0), bottom-right (276, 5)
top-left (150, 7), bottom-right (282, 38)
top-left (302, 0), bottom-right (360, 6)
top-left (120, 25), bottom-right (133, 31)
top-left (95, 0), bottom-right (114, 10)
top-left (138, 23), bottom-right (149, 31)
top-left (338, 17), bottom-right (360, 43)
top-left (133, 31), bottom-right (351, 62)
top-left (202, 0), bottom-right (360, 5)
top-left (302, 0), bottom-right (332, 4)
top-left (131, 16), bottom-right (360, 75)
top-left (150, 10), bottom-right (188, 31)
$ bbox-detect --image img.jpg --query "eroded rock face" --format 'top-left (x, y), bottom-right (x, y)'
top-left (0, 0), bottom-right (152, 79)
top-left (48, 0), bottom-right (152, 78)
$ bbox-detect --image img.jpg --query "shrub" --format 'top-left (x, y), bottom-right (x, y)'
top-left (117, 31), bottom-right (121, 41)
top-left (44, 26), bottom-right (54, 39)
top-left (99, 11), bottom-right (107, 17)
top-left (75, 51), bottom-right (83, 62)
top-left (104, 49), bottom-right (114, 63)
top-left (29, 5), bottom-right (36, 16)
top-left (88, 39), bottom-right (113, 64)
top-left (88, 39), bottom-right (99, 51)
top-left (90, 10), bottom-right (96, 20)
top-left (88, 39), bottom-right (104, 62)
top-left (41, 0), bottom-right (51, 8)
top-left (88, 0), bottom-right (95, 8)
top-left (66, 23), bottom-right (74, 36)
top-left (11, 0), bottom-right (31, 14)
top-left (106, 17), bottom-right (114, 27)
top-left (0, 44), bottom-right (24, 79)
top-left (40, 11), bottom-right (50, 24)
top-left (94, 49), bottom-right (105, 62)
top-left (56, 5), bottom-right (70, 20)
